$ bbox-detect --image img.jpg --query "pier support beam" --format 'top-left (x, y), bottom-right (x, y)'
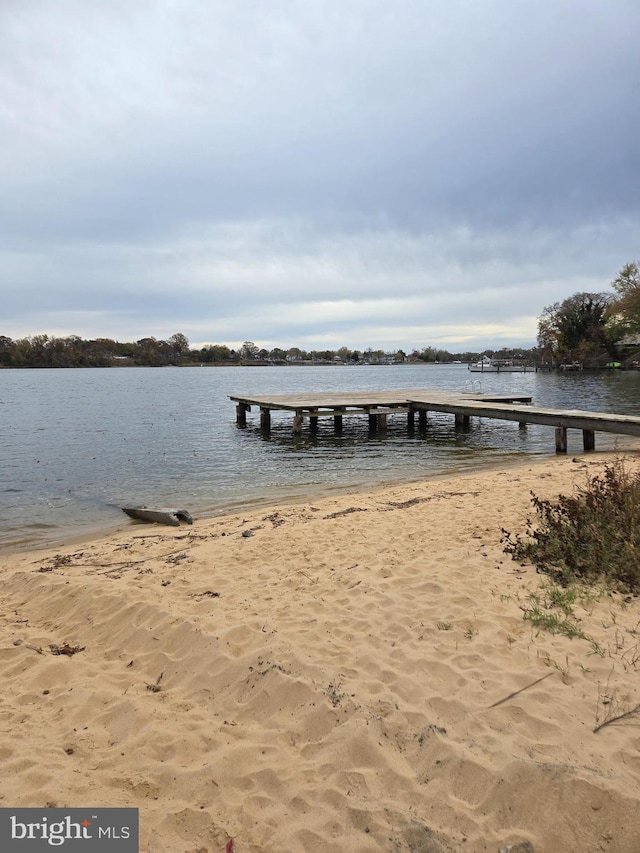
top-left (236, 402), bottom-right (249, 427)
top-left (334, 415), bottom-right (343, 435)
top-left (407, 410), bottom-right (415, 433)
top-left (293, 410), bottom-right (304, 434)
top-left (260, 407), bottom-right (271, 433)
top-left (583, 429), bottom-right (595, 452)
top-left (555, 426), bottom-right (568, 454)
top-left (418, 410), bottom-right (428, 430)
top-left (368, 412), bottom-right (378, 432)
top-left (309, 409), bottom-right (319, 434)
top-left (455, 413), bottom-right (471, 431)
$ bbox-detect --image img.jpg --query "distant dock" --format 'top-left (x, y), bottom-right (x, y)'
top-left (229, 388), bottom-right (640, 453)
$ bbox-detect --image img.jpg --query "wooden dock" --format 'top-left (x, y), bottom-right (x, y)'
top-left (229, 389), bottom-right (640, 453)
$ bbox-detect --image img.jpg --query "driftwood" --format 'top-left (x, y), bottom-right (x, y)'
top-left (488, 672), bottom-right (554, 709)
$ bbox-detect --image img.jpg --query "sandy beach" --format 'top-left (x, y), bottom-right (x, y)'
top-left (1, 450), bottom-right (640, 852)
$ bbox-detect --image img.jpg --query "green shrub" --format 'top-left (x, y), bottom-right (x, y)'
top-left (502, 459), bottom-right (640, 593)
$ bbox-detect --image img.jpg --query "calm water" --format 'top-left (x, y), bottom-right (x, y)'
top-left (2, 364), bottom-right (640, 550)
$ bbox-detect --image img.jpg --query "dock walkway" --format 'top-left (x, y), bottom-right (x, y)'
top-left (231, 389), bottom-right (530, 434)
top-left (230, 389), bottom-right (640, 453)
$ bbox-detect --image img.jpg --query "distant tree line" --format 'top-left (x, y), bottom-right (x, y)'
top-left (2, 262), bottom-right (638, 370)
top-left (0, 332), bottom-right (193, 368)
top-left (0, 333), bottom-right (500, 368)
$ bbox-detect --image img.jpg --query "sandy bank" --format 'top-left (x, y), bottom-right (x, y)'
top-left (1, 451), bottom-right (639, 852)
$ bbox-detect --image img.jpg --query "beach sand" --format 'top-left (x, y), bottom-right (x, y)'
top-left (1, 451), bottom-right (640, 852)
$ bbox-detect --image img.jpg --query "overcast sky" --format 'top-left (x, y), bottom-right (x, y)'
top-left (1, 0), bottom-right (638, 353)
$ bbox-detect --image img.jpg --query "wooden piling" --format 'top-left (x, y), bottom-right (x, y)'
top-left (236, 402), bottom-right (249, 426)
top-left (555, 426), bottom-right (568, 453)
top-left (583, 429), bottom-right (595, 452)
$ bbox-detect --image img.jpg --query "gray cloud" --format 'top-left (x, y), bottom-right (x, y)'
top-left (1, 0), bottom-right (638, 351)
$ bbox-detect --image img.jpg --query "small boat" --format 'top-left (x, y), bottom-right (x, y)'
top-left (121, 506), bottom-right (193, 526)
top-left (469, 357), bottom-right (535, 373)
top-left (468, 356), bottom-right (496, 372)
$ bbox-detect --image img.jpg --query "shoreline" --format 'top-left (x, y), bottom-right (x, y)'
top-left (1, 451), bottom-right (640, 851)
top-left (5, 438), bottom-right (640, 556)
top-left (1, 449), bottom-right (540, 555)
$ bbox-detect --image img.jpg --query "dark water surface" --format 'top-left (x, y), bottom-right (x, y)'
top-left (2, 364), bottom-right (639, 550)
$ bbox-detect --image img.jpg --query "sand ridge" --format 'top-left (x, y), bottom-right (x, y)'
top-left (1, 452), bottom-right (640, 852)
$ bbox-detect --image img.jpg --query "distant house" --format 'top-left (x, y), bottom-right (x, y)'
top-left (620, 333), bottom-right (640, 346)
